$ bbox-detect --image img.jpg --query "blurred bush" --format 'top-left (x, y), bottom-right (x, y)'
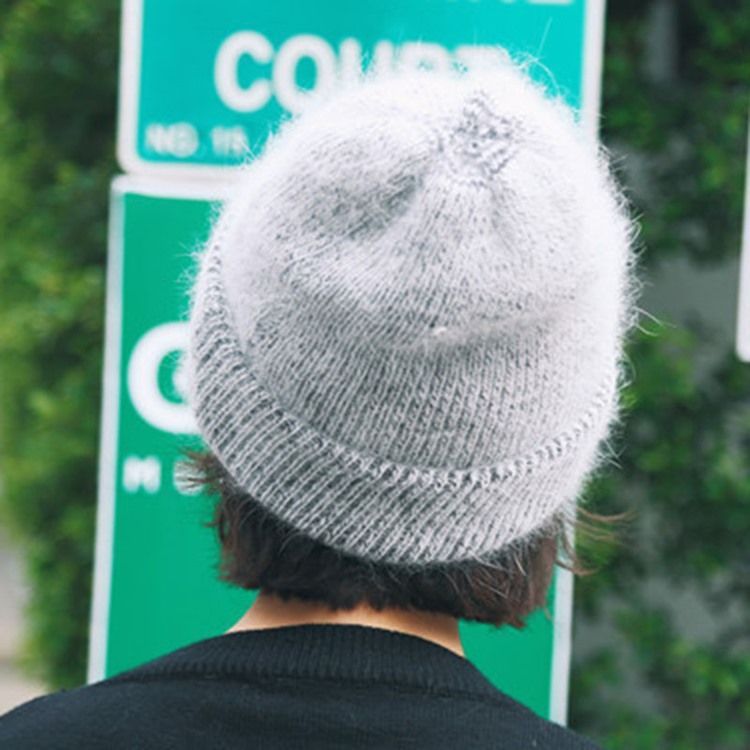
top-left (0, 2), bottom-right (748, 746)
top-left (0, 0), bottom-right (118, 687)
top-left (571, 1), bottom-right (750, 747)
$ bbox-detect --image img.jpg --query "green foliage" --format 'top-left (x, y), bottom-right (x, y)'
top-left (0, 0), bottom-right (118, 687)
top-left (572, 327), bottom-right (750, 747)
top-left (570, 1), bottom-right (750, 746)
top-left (602, 0), bottom-right (748, 267)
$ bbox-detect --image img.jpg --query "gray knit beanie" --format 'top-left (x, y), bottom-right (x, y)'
top-left (184, 62), bottom-right (638, 567)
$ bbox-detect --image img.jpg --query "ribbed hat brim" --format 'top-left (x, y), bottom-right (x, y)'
top-left (188, 236), bottom-right (619, 567)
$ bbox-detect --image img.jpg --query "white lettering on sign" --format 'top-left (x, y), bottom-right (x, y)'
top-left (144, 122), bottom-right (199, 157)
top-left (122, 455), bottom-right (162, 493)
top-left (338, 40), bottom-right (400, 80)
top-left (210, 125), bottom-right (249, 157)
top-left (127, 322), bottom-right (197, 434)
top-left (214, 30), bottom-right (274, 112)
top-left (274, 34), bottom-right (338, 113)
top-left (214, 33), bottom-right (509, 114)
top-left (338, 38), bottom-right (363, 84)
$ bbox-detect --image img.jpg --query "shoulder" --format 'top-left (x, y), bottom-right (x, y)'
top-left (426, 679), bottom-right (602, 750)
top-left (1, 684), bottom-right (109, 749)
top-left (0, 671), bottom-right (193, 750)
top-left (477, 692), bottom-right (603, 750)
top-left (362, 681), bottom-right (604, 749)
top-left (0, 637), bottom-right (241, 750)
top-left (0, 635), bottom-right (222, 748)
top-left (502, 712), bottom-right (602, 750)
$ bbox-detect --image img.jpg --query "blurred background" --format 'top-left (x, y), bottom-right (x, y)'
top-left (0, 1), bottom-right (748, 747)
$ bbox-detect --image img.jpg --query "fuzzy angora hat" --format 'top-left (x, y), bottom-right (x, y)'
top-left (183, 62), bottom-right (639, 567)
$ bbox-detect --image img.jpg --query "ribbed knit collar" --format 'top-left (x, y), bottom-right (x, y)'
top-left (109, 624), bottom-right (505, 702)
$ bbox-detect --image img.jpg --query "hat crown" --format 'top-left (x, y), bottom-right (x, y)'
top-left (224, 69), bottom-right (604, 355)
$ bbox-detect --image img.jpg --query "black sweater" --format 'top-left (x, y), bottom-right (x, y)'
top-left (0, 624), bottom-right (601, 749)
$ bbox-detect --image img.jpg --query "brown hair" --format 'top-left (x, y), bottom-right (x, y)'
top-left (182, 449), bottom-right (614, 629)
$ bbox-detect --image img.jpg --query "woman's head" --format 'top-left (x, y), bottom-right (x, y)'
top-left (181, 62), bottom-right (638, 574)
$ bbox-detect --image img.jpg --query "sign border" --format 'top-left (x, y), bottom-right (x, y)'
top-left (87, 180), bottom-right (123, 683)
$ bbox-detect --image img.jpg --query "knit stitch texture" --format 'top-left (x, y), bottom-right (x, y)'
top-left (184, 62), bottom-right (638, 567)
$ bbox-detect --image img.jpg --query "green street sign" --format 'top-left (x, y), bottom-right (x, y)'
top-left (88, 177), bottom-right (573, 720)
top-left (118, 0), bottom-right (605, 176)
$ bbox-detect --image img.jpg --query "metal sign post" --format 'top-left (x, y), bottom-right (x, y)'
top-left (90, 0), bottom-right (607, 725)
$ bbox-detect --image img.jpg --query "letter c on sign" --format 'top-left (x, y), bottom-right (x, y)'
top-left (215, 31), bottom-right (274, 113)
top-left (127, 322), bottom-right (197, 435)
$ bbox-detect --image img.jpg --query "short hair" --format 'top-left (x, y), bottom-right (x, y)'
top-left (182, 450), bottom-right (600, 628)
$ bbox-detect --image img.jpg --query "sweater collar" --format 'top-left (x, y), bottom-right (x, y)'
top-left (110, 623), bottom-right (504, 701)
